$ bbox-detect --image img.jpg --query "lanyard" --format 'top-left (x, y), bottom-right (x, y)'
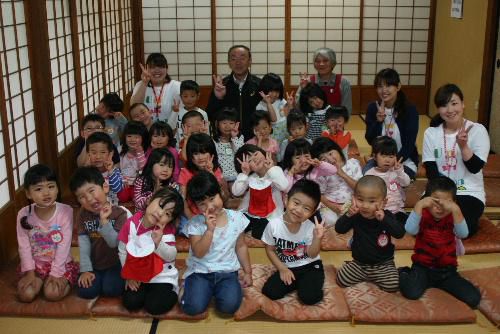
top-left (384, 108), bottom-right (395, 137)
top-left (152, 83), bottom-right (166, 118)
top-left (442, 126), bottom-right (458, 177)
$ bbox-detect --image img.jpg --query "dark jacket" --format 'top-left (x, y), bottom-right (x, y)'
top-left (206, 73), bottom-right (261, 141)
top-left (365, 102), bottom-right (419, 167)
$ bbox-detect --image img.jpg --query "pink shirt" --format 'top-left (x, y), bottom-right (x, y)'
top-left (17, 203), bottom-right (74, 277)
top-left (246, 137), bottom-right (279, 155)
top-left (365, 166), bottom-right (411, 213)
top-left (178, 167), bottom-right (224, 215)
top-left (284, 161), bottom-right (337, 193)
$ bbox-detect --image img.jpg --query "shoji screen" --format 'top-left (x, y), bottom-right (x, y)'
top-left (361, 0), bottom-right (431, 85)
top-left (76, 0), bottom-right (103, 115)
top-left (0, 0), bottom-right (38, 193)
top-left (291, 0), bottom-right (360, 85)
top-left (102, 0), bottom-right (123, 94)
top-left (120, 0), bottom-right (135, 95)
top-left (215, 1), bottom-right (285, 79)
top-left (47, 0), bottom-right (79, 153)
top-left (142, 0), bottom-right (212, 85)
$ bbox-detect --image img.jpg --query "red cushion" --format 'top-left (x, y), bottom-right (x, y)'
top-left (484, 154), bottom-right (500, 178)
top-left (235, 264), bottom-right (351, 321)
top-left (0, 265), bottom-right (96, 317)
top-left (343, 282), bottom-right (476, 323)
top-left (461, 266), bottom-right (500, 326)
top-left (462, 217), bottom-right (500, 253)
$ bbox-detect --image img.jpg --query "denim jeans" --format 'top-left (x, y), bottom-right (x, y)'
top-left (180, 271), bottom-right (242, 315)
top-left (77, 264), bottom-right (125, 299)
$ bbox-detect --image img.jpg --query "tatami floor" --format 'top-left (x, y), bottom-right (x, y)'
top-left (1, 115), bottom-right (499, 333)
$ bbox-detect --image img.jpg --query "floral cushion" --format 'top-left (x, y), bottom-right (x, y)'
top-left (343, 282), bottom-right (476, 323)
top-left (461, 266), bottom-right (500, 326)
top-left (235, 264), bottom-right (351, 321)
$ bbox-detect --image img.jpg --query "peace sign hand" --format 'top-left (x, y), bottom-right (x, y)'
top-left (264, 151), bottom-right (274, 170)
top-left (172, 98), bottom-right (180, 113)
top-left (299, 72), bottom-right (310, 89)
top-left (259, 91), bottom-right (272, 104)
top-left (205, 155), bottom-right (214, 173)
top-left (374, 203), bottom-right (385, 222)
top-left (212, 75), bottom-right (227, 99)
top-left (139, 63), bottom-right (151, 85)
top-left (457, 124), bottom-right (473, 149)
top-left (231, 122), bottom-right (240, 138)
top-left (393, 157), bottom-right (404, 171)
top-left (375, 100), bottom-right (386, 122)
top-left (237, 153), bottom-right (251, 175)
top-left (313, 216), bottom-right (325, 239)
top-left (346, 197), bottom-right (359, 217)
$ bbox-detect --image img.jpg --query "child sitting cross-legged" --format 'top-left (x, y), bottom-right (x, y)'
top-left (261, 179), bottom-right (326, 305)
top-left (335, 175), bottom-right (405, 292)
top-left (180, 171), bottom-right (252, 316)
top-left (399, 176), bottom-right (481, 308)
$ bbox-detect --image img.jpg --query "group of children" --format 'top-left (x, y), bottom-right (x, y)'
top-left (15, 70), bottom-right (481, 317)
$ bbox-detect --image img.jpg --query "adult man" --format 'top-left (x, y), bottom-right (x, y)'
top-left (206, 45), bottom-right (261, 141)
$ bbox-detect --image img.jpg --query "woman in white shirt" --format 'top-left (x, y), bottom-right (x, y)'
top-left (422, 84), bottom-right (490, 236)
top-left (130, 53), bottom-right (181, 123)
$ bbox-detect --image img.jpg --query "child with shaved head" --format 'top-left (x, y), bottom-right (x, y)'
top-left (335, 175), bottom-right (405, 292)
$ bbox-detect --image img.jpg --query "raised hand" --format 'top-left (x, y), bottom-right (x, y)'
top-left (259, 91), bottom-right (272, 104)
top-left (205, 154), bottom-right (214, 173)
top-left (374, 203), bottom-right (385, 221)
top-left (307, 157), bottom-right (322, 168)
top-left (437, 197), bottom-right (460, 214)
top-left (313, 216), bottom-right (325, 239)
top-left (212, 74), bottom-right (227, 99)
top-left (99, 201), bottom-right (112, 223)
top-left (204, 207), bottom-right (217, 232)
top-left (105, 154), bottom-right (114, 172)
top-left (456, 124), bottom-right (473, 149)
top-left (299, 72), bottom-right (310, 89)
top-left (347, 197), bottom-right (359, 217)
top-left (279, 267), bottom-right (295, 285)
top-left (231, 121), bottom-right (240, 138)
top-left (264, 151), bottom-right (274, 170)
top-left (285, 90), bottom-right (295, 110)
top-left (139, 63), bottom-right (151, 85)
top-left (182, 123), bottom-right (191, 139)
top-left (375, 100), bottom-right (386, 122)
top-left (237, 153), bottom-right (251, 175)
top-left (393, 157), bottom-right (404, 171)
top-left (172, 98), bottom-right (180, 113)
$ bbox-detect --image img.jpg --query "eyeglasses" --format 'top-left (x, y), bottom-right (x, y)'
top-left (84, 126), bottom-right (104, 132)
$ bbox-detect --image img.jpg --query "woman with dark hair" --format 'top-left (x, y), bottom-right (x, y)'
top-left (131, 53), bottom-right (181, 122)
top-left (422, 84), bottom-right (490, 237)
top-left (364, 68), bottom-right (419, 179)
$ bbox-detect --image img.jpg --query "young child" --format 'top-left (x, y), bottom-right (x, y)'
top-left (149, 121), bottom-right (180, 182)
top-left (179, 110), bottom-right (209, 162)
top-left (278, 110), bottom-right (310, 162)
top-left (321, 106), bottom-right (352, 158)
top-left (168, 80), bottom-right (209, 145)
top-left (233, 144), bottom-right (289, 239)
top-left (16, 164), bottom-right (77, 302)
top-left (178, 133), bottom-right (227, 218)
top-left (311, 137), bottom-right (362, 226)
top-left (281, 138), bottom-right (337, 193)
top-left (119, 187), bottom-right (184, 315)
top-left (96, 92), bottom-right (128, 151)
top-left (246, 110), bottom-right (279, 160)
top-left (129, 103), bottom-right (153, 130)
top-left (365, 136), bottom-right (411, 224)
top-left (86, 132), bottom-right (124, 206)
top-left (133, 148), bottom-right (178, 212)
top-left (118, 121), bottom-right (150, 203)
top-left (335, 175), bottom-right (405, 292)
top-left (69, 167), bottom-right (127, 299)
top-left (256, 73), bottom-right (289, 143)
top-left (299, 83), bottom-right (331, 141)
top-left (76, 114), bottom-right (120, 167)
top-left (181, 171), bottom-right (252, 316)
top-left (212, 107), bottom-right (244, 183)
top-left (261, 179), bottom-right (325, 305)
top-left (399, 176), bottom-right (481, 308)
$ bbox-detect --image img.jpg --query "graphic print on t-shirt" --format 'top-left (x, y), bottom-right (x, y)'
top-left (274, 237), bottom-right (309, 264)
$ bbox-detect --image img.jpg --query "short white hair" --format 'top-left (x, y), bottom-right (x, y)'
top-left (313, 48), bottom-right (337, 65)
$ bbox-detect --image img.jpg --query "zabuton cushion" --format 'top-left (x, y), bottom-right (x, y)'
top-left (343, 282), bottom-right (476, 323)
top-left (463, 217), bottom-right (500, 254)
top-left (244, 234), bottom-right (265, 248)
top-left (484, 154), bottom-right (500, 178)
top-left (235, 264), bottom-right (351, 321)
top-left (484, 178), bottom-right (500, 207)
top-left (0, 265), bottom-right (96, 317)
top-left (461, 266), bottom-right (500, 326)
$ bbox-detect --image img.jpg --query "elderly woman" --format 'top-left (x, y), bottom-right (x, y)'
top-left (297, 47), bottom-right (352, 116)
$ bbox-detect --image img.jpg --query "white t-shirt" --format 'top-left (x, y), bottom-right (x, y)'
top-left (183, 209), bottom-right (249, 278)
top-left (422, 121), bottom-right (489, 203)
top-left (318, 158), bottom-right (362, 204)
top-left (256, 98), bottom-right (287, 123)
top-left (261, 216), bottom-right (320, 268)
top-left (215, 136), bottom-right (245, 182)
top-left (132, 80), bottom-right (181, 122)
top-left (382, 108), bottom-right (417, 172)
top-left (167, 106), bottom-right (209, 146)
